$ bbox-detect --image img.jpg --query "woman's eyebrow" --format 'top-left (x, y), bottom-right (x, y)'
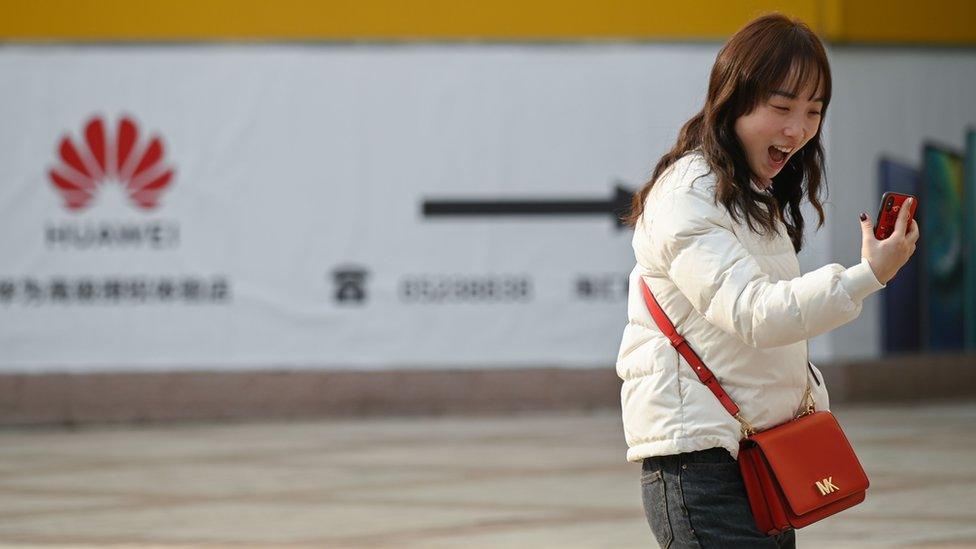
top-left (771, 90), bottom-right (825, 103)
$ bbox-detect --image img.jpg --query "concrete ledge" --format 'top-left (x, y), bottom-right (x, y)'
top-left (816, 352), bottom-right (976, 403)
top-left (1, 353), bottom-right (974, 426)
top-left (0, 368), bottom-right (621, 426)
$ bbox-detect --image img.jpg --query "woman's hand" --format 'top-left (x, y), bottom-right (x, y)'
top-left (858, 198), bottom-right (920, 285)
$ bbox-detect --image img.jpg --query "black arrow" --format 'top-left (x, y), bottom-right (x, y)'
top-left (422, 183), bottom-right (634, 229)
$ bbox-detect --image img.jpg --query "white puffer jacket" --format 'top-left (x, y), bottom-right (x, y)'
top-left (617, 151), bottom-right (884, 462)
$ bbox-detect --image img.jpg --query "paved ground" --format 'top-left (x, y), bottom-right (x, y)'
top-left (0, 401), bottom-right (974, 548)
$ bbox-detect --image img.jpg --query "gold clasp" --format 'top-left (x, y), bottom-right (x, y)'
top-left (735, 412), bottom-right (757, 438)
top-left (795, 387), bottom-right (816, 419)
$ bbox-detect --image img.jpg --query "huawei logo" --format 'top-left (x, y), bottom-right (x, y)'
top-left (49, 115), bottom-right (175, 211)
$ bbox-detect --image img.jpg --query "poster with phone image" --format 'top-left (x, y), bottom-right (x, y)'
top-left (965, 130), bottom-right (976, 350)
top-left (878, 158), bottom-right (921, 354)
top-left (921, 144), bottom-right (965, 351)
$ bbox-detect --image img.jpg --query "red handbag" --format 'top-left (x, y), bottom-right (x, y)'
top-left (639, 278), bottom-right (869, 535)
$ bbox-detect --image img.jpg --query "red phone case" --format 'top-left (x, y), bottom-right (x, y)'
top-left (874, 192), bottom-right (917, 240)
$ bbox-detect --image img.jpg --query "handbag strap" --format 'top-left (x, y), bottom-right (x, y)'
top-left (638, 277), bottom-right (816, 437)
top-left (638, 277), bottom-right (742, 417)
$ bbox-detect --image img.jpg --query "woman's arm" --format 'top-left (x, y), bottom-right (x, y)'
top-left (647, 184), bottom-right (884, 349)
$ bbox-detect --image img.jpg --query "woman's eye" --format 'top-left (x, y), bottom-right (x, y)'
top-left (809, 111), bottom-right (822, 116)
top-left (773, 105), bottom-right (789, 112)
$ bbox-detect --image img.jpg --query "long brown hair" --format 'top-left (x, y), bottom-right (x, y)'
top-left (623, 13), bottom-right (831, 253)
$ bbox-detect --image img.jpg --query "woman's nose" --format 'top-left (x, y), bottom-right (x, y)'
top-left (783, 123), bottom-right (805, 142)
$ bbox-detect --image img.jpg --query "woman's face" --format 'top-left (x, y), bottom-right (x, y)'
top-left (734, 76), bottom-right (824, 187)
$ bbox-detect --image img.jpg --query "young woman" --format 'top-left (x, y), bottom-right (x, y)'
top-left (616, 13), bottom-right (918, 548)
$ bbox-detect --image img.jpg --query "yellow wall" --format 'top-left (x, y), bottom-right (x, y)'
top-left (828, 0), bottom-right (976, 45)
top-left (1, 0), bottom-right (974, 45)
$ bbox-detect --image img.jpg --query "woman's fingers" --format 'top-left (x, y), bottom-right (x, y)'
top-left (893, 197), bottom-right (914, 235)
top-left (859, 211), bottom-right (875, 242)
top-left (907, 219), bottom-right (920, 243)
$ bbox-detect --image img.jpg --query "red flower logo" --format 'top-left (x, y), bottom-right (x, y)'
top-left (49, 116), bottom-right (175, 211)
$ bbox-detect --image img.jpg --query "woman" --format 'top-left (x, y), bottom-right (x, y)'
top-left (616, 13), bottom-right (918, 548)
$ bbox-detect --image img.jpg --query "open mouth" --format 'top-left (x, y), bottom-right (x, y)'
top-left (767, 145), bottom-right (792, 167)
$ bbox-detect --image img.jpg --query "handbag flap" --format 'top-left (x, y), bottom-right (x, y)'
top-left (750, 411), bottom-right (869, 516)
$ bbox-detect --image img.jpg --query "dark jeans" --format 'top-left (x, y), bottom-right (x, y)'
top-left (641, 447), bottom-right (796, 548)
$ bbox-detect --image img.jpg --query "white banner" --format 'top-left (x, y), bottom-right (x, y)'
top-left (8, 45), bottom-right (970, 372)
top-left (0, 44), bottom-right (723, 372)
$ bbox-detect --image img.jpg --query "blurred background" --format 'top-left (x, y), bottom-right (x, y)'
top-left (0, 1), bottom-right (974, 547)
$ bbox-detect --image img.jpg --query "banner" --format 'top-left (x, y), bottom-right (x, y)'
top-left (0, 45), bottom-right (725, 372)
top-left (7, 45), bottom-right (972, 372)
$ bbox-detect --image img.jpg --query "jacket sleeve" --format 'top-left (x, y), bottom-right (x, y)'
top-left (648, 183), bottom-right (885, 349)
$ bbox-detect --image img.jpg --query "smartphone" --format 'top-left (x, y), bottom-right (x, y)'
top-left (874, 192), bottom-right (918, 240)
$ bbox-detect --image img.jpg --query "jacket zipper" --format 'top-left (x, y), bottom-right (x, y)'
top-left (807, 362), bottom-right (822, 386)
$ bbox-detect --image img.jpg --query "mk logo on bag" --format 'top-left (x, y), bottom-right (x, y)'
top-left (815, 477), bottom-right (839, 496)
